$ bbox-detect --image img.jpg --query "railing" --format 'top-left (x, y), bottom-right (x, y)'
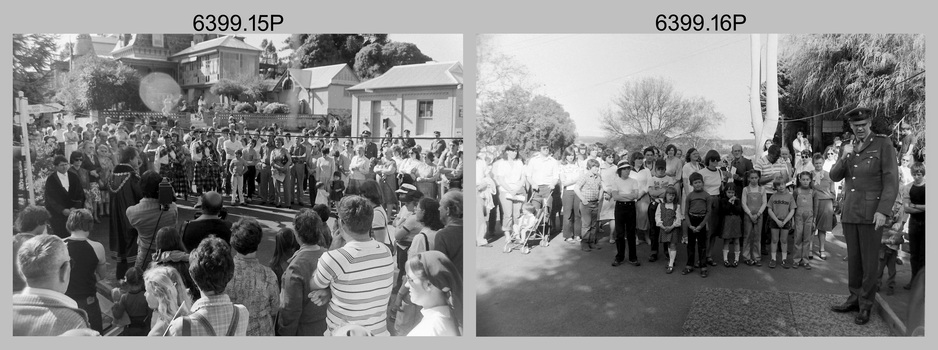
top-left (97, 111), bottom-right (328, 131)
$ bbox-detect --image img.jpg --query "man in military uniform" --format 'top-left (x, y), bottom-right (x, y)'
top-left (828, 106), bottom-right (899, 325)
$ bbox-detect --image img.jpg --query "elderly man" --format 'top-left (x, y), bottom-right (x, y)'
top-left (14, 235), bottom-right (93, 336)
top-left (309, 195), bottom-right (395, 336)
top-left (729, 144), bottom-right (754, 197)
top-left (435, 190), bottom-right (464, 275)
top-left (829, 107), bottom-right (899, 325)
top-left (181, 191), bottom-right (233, 251)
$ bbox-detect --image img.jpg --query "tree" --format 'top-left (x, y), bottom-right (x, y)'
top-left (210, 78), bottom-right (246, 103)
top-left (353, 41), bottom-right (433, 80)
top-left (289, 34), bottom-right (370, 69)
top-left (780, 34), bottom-right (925, 143)
top-left (13, 34), bottom-right (59, 102)
top-left (477, 84), bottom-right (577, 156)
top-left (476, 34), bottom-right (533, 108)
top-left (54, 55), bottom-right (145, 113)
top-left (600, 76), bottom-right (724, 149)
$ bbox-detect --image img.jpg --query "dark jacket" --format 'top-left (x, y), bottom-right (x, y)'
top-left (277, 246), bottom-right (328, 336)
top-left (830, 134), bottom-right (899, 224)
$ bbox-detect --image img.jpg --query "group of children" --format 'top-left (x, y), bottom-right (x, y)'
top-left (650, 154), bottom-right (837, 277)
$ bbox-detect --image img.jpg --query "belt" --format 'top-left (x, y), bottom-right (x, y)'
top-left (616, 201), bottom-right (635, 204)
top-left (586, 199), bottom-right (599, 203)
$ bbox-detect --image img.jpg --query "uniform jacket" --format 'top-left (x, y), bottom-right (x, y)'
top-left (830, 134), bottom-right (899, 224)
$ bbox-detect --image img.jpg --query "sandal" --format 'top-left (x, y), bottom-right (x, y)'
top-left (732, 260), bottom-right (739, 268)
top-left (819, 251), bottom-right (827, 260)
top-left (723, 261), bottom-right (731, 268)
top-left (666, 266), bottom-right (674, 274)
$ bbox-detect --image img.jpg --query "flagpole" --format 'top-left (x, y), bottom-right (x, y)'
top-left (18, 92), bottom-right (36, 206)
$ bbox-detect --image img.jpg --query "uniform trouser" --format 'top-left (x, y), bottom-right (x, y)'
top-left (292, 163), bottom-right (306, 204)
top-left (580, 201), bottom-right (599, 248)
top-left (741, 214), bottom-right (762, 261)
top-left (561, 190), bottom-right (582, 239)
top-left (686, 215), bottom-right (708, 268)
top-left (878, 247), bottom-right (898, 291)
top-left (614, 201), bottom-right (637, 263)
top-left (909, 218), bottom-right (925, 281)
top-left (258, 167), bottom-right (274, 202)
top-left (648, 201), bottom-right (660, 254)
top-left (792, 210), bottom-right (815, 262)
top-left (245, 165), bottom-right (257, 198)
top-left (498, 191), bottom-right (523, 232)
top-left (842, 223), bottom-right (882, 311)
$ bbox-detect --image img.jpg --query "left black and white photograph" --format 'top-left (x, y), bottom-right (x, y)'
top-left (12, 33), bottom-right (465, 337)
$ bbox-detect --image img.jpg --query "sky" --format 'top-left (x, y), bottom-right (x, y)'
top-left (484, 34), bottom-right (763, 140)
top-left (56, 33), bottom-right (463, 64)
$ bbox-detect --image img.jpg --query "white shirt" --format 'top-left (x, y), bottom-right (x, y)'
top-left (57, 171), bottom-right (70, 192)
top-left (526, 154), bottom-right (560, 187)
top-left (223, 139), bottom-right (244, 159)
top-left (407, 306), bottom-right (459, 336)
top-left (492, 159), bottom-right (525, 194)
top-left (610, 176), bottom-right (642, 201)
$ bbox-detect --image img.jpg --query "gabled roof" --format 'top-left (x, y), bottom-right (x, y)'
top-left (347, 62), bottom-right (462, 91)
top-left (170, 35), bottom-right (261, 58)
top-left (279, 63), bottom-right (359, 90)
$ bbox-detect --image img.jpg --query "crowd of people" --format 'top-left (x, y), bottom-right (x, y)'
top-left (476, 111), bottom-right (924, 308)
top-left (13, 115), bottom-right (466, 337)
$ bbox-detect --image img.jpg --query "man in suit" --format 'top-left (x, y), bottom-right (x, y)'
top-left (44, 155), bottom-right (85, 238)
top-left (729, 144), bottom-right (754, 196)
top-left (829, 106), bottom-right (899, 325)
top-left (13, 234), bottom-right (93, 336)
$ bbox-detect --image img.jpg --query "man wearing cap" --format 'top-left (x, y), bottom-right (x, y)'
top-left (526, 144), bottom-right (561, 216)
top-left (610, 160), bottom-right (643, 266)
top-left (829, 107), bottom-right (899, 325)
top-left (430, 131), bottom-right (447, 160)
top-left (400, 129), bottom-right (417, 149)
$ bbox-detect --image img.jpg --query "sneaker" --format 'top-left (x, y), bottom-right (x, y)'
top-left (700, 268), bottom-right (709, 278)
top-left (768, 260), bottom-right (776, 268)
top-left (803, 262), bottom-right (812, 270)
top-left (706, 258), bottom-right (717, 267)
top-left (681, 266), bottom-right (694, 275)
top-left (575, 236), bottom-right (582, 242)
top-left (754, 260), bottom-right (763, 267)
top-left (731, 260), bottom-right (739, 268)
top-left (782, 260), bottom-right (791, 269)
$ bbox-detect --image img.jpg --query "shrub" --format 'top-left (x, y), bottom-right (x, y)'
top-left (263, 103), bottom-right (289, 114)
top-left (234, 102), bottom-right (256, 113)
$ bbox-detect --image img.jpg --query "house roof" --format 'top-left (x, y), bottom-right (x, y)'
top-left (91, 36), bottom-right (117, 58)
top-left (281, 63), bottom-right (359, 90)
top-left (348, 61), bottom-right (462, 91)
top-left (170, 35), bottom-right (261, 58)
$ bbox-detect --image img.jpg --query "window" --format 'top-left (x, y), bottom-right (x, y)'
top-left (418, 101), bottom-right (433, 118)
top-left (458, 105), bottom-right (463, 119)
top-left (152, 34), bottom-right (164, 48)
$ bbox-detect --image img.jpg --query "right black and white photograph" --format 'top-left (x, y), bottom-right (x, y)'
top-left (475, 34), bottom-right (925, 336)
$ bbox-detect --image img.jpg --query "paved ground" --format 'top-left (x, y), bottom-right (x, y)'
top-left (476, 219), bottom-right (917, 336)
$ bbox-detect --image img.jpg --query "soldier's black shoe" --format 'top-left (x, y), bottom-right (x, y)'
top-left (831, 303), bottom-right (860, 313)
top-left (854, 309), bottom-right (871, 325)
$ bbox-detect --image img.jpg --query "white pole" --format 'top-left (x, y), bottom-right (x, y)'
top-left (749, 34), bottom-right (763, 155)
top-left (19, 92), bottom-right (36, 206)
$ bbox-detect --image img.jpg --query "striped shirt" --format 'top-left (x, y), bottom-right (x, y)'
top-left (311, 240), bottom-right (394, 336)
top-left (754, 156), bottom-right (790, 194)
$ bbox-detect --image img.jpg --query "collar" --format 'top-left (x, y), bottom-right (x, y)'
top-left (420, 305), bottom-right (453, 319)
top-left (21, 287), bottom-right (79, 309)
top-left (191, 293), bottom-right (232, 313)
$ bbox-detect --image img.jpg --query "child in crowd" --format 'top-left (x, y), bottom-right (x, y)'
top-left (812, 154), bottom-right (835, 260)
top-left (878, 211), bottom-right (905, 295)
top-left (511, 202), bottom-right (538, 242)
top-left (720, 186), bottom-right (743, 267)
top-left (647, 158), bottom-right (675, 262)
top-left (229, 149), bottom-right (246, 206)
top-left (110, 267), bottom-right (152, 336)
top-left (792, 171), bottom-right (818, 270)
top-left (330, 171), bottom-right (345, 207)
top-left (902, 162), bottom-right (925, 290)
top-left (742, 170), bottom-right (767, 266)
top-left (767, 176), bottom-right (796, 269)
top-left (315, 182), bottom-right (330, 206)
top-left (683, 172), bottom-right (712, 278)
top-left (655, 186), bottom-right (683, 273)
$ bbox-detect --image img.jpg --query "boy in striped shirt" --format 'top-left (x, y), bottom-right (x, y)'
top-left (309, 195), bottom-right (395, 336)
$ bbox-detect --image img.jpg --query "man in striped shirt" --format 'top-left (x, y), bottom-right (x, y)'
top-left (753, 145), bottom-right (791, 255)
top-left (309, 195), bottom-right (395, 336)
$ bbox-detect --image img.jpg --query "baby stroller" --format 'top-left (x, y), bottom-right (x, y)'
top-left (503, 191), bottom-right (553, 254)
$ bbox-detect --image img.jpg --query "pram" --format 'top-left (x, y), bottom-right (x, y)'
top-left (503, 190), bottom-right (552, 254)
